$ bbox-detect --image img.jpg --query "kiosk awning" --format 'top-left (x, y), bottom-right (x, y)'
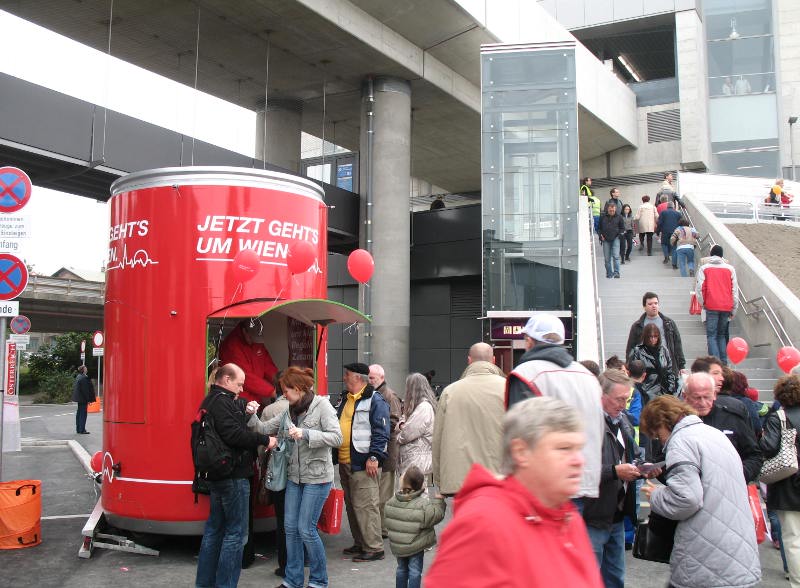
top-left (208, 298), bottom-right (370, 327)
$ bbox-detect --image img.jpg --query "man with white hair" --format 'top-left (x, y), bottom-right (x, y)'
top-left (506, 313), bottom-right (604, 506)
top-left (368, 363), bottom-right (402, 538)
top-left (683, 370), bottom-right (762, 483)
top-left (425, 397), bottom-right (602, 587)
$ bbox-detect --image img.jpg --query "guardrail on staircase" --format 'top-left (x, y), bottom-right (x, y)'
top-left (701, 200), bottom-right (800, 223)
top-left (576, 200), bottom-right (604, 365)
top-left (684, 196), bottom-right (796, 350)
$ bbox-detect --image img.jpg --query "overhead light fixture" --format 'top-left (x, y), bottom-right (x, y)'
top-left (736, 165), bottom-right (763, 170)
top-left (729, 18), bottom-right (740, 40)
top-left (617, 55), bottom-right (641, 83)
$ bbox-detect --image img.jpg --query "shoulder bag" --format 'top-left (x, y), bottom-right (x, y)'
top-left (759, 409), bottom-right (799, 484)
top-left (265, 411), bottom-right (291, 491)
top-left (633, 460), bottom-right (700, 564)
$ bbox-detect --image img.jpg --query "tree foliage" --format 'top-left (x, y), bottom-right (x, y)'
top-left (26, 332), bottom-right (96, 390)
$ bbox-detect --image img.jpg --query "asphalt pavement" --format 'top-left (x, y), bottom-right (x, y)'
top-left (0, 401), bottom-right (789, 587)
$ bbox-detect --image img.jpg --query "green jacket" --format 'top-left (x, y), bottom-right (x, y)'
top-left (384, 489), bottom-right (446, 557)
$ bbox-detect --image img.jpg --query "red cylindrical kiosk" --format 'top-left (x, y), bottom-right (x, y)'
top-left (103, 167), bottom-right (363, 534)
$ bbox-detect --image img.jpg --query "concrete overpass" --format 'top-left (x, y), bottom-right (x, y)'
top-left (0, 0), bottom-right (639, 389)
top-left (19, 275), bottom-right (103, 333)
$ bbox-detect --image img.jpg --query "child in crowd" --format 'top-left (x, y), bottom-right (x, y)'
top-left (384, 466), bottom-right (446, 588)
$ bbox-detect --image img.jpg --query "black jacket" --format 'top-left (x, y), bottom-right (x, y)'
top-left (703, 396), bottom-right (763, 483)
top-left (760, 405), bottom-right (800, 511)
top-left (627, 344), bottom-right (676, 399)
top-left (598, 213), bottom-right (625, 243)
top-left (583, 414), bottom-right (638, 530)
top-left (625, 312), bottom-right (685, 373)
top-left (72, 373), bottom-right (96, 403)
top-left (203, 385), bottom-right (269, 479)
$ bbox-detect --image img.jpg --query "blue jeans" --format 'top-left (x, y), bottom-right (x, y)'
top-left (76, 402), bottom-right (88, 433)
top-left (283, 480), bottom-right (332, 588)
top-left (396, 551), bottom-right (424, 588)
top-left (586, 520), bottom-right (625, 588)
top-left (602, 238), bottom-right (620, 277)
top-left (705, 310), bottom-right (731, 364)
top-left (675, 247), bottom-right (694, 277)
top-left (196, 478), bottom-right (250, 588)
top-left (769, 508), bottom-right (789, 572)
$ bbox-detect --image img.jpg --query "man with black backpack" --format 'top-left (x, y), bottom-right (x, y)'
top-left (195, 363), bottom-right (276, 588)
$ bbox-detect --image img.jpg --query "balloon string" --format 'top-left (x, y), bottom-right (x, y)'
top-left (344, 321), bottom-right (359, 334)
top-left (214, 282), bottom-right (244, 365)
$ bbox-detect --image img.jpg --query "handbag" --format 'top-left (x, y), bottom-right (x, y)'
top-left (265, 411), bottom-right (291, 492)
top-left (632, 512), bottom-right (676, 564)
top-left (758, 409), bottom-right (799, 484)
top-left (317, 487), bottom-right (344, 534)
top-left (689, 293), bottom-right (701, 315)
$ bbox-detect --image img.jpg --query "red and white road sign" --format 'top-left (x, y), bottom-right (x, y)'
top-left (93, 330), bottom-right (104, 348)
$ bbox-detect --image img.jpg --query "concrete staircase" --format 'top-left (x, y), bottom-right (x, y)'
top-left (594, 242), bottom-right (781, 399)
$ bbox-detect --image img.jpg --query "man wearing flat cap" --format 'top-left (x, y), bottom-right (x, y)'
top-left (506, 314), bottom-right (604, 509)
top-left (335, 362), bottom-right (391, 562)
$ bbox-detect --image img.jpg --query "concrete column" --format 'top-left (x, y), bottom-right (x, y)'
top-left (675, 9), bottom-right (711, 171)
top-left (776, 0), bottom-right (800, 177)
top-left (358, 76), bottom-right (411, 391)
top-left (255, 98), bottom-right (302, 173)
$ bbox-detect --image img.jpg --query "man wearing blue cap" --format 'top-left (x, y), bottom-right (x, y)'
top-left (506, 314), bottom-right (604, 508)
top-left (336, 362), bottom-right (391, 562)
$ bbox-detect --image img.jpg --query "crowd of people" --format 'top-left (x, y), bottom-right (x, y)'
top-left (191, 171), bottom-right (794, 588)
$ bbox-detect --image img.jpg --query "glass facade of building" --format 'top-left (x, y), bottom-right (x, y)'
top-left (705, 0), bottom-right (779, 177)
top-left (481, 43), bottom-right (579, 314)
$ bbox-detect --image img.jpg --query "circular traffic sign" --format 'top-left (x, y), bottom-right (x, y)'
top-left (0, 254), bottom-right (28, 300)
top-left (93, 330), bottom-right (104, 348)
top-left (0, 167), bottom-right (32, 213)
top-left (10, 315), bottom-right (30, 335)
top-left (80, 340), bottom-right (86, 352)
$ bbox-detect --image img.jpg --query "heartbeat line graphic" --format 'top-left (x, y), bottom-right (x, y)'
top-left (107, 243), bottom-right (160, 271)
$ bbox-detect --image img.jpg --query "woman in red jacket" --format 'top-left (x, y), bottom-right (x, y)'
top-left (424, 396), bottom-right (602, 588)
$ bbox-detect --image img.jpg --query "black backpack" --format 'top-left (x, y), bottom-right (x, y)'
top-left (190, 393), bottom-right (235, 498)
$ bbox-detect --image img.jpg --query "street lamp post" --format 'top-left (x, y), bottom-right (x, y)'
top-left (789, 116), bottom-right (798, 181)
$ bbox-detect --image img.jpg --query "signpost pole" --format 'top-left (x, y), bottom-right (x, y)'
top-left (98, 357), bottom-right (102, 398)
top-left (0, 317), bottom-right (7, 481)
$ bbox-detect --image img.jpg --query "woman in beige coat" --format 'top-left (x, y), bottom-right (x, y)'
top-left (398, 373), bottom-right (437, 482)
top-left (635, 194), bottom-right (658, 255)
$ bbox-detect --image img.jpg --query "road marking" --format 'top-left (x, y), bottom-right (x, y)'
top-left (56, 412), bottom-right (73, 417)
top-left (42, 514), bottom-right (92, 521)
top-left (20, 415), bottom-right (41, 421)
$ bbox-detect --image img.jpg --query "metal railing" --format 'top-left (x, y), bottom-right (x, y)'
top-left (686, 210), bottom-right (794, 348)
top-left (587, 205), bottom-right (605, 366)
top-left (702, 200), bottom-right (800, 223)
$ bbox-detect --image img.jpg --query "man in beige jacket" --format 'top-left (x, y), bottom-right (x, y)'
top-left (432, 342), bottom-right (506, 496)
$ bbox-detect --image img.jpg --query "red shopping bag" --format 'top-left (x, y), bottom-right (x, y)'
top-left (689, 293), bottom-right (701, 316)
top-left (748, 485), bottom-right (767, 544)
top-left (317, 487), bottom-right (343, 534)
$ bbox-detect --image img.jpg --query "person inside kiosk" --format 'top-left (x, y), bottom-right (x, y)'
top-left (219, 318), bottom-right (279, 405)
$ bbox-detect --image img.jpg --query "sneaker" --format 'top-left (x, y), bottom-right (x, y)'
top-left (689, 269), bottom-right (695, 277)
top-left (663, 257), bottom-right (669, 264)
top-left (773, 539), bottom-right (781, 550)
top-left (625, 256), bottom-right (631, 261)
top-left (672, 264), bottom-right (678, 269)
top-left (274, 567), bottom-right (285, 577)
top-left (342, 545), bottom-right (362, 555)
top-left (353, 551), bottom-right (385, 562)
top-left (78, 431), bottom-right (91, 434)
top-left (613, 273), bottom-right (620, 278)
top-left (620, 260), bottom-right (625, 265)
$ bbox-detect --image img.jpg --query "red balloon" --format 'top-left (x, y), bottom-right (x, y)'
top-left (347, 249), bottom-right (374, 283)
top-left (726, 337), bottom-right (749, 365)
top-left (232, 248), bottom-right (260, 283)
top-left (90, 451), bottom-right (103, 473)
top-left (287, 240), bottom-right (316, 275)
top-left (777, 346), bottom-right (800, 373)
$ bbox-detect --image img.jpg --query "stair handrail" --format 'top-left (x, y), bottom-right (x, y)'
top-left (588, 205), bottom-right (606, 366)
top-left (682, 207), bottom-right (794, 348)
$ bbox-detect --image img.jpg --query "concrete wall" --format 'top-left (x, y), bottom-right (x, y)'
top-left (684, 193), bottom-right (800, 354)
top-left (582, 102), bottom-right (682, 178)
top-left (675, 9), bottom-right (711, 170)
top-left (536, 0), bottom-right (698, 29)
top-left (776, 0), bottom-right (800, 175)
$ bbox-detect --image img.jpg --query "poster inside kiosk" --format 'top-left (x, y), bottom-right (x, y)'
top-left (2, 340), bottom-right (19, 452)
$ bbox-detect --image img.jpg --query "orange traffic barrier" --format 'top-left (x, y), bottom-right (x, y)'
top-left (87, 397), bottom-right (103, 413)
top-left (0, 480), bottom-right (41, 549)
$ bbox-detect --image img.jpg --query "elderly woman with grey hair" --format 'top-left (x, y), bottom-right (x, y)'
top-left (425, 396), bottom-right (602, 587)
top-left (397, 373), bottom-right (437, 481)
